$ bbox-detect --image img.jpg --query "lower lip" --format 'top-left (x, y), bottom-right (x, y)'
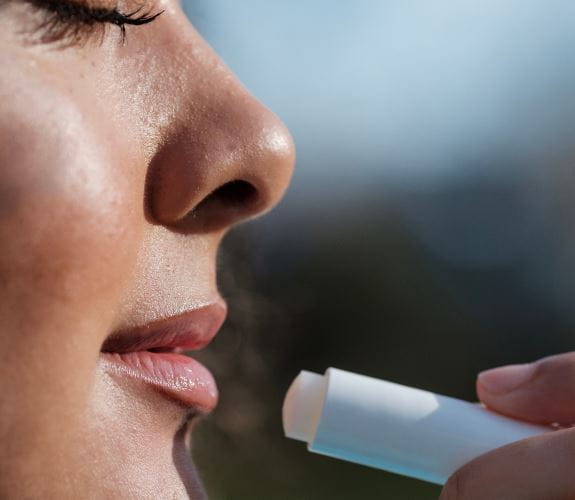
top-left (100, 351), bottom-right (218, 411)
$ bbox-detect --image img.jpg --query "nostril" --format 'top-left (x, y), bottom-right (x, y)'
top-left (198, 181), bottom-right (257, 213)
top-left (176, 180), bottom-right (260, 232)
top-left (198, 180), bottom-right (258, 212)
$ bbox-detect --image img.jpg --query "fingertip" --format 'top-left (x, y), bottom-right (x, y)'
top-left (476, 353), bottom-right (575, 425)
top-left (477, 363), bottom-right (536, 395)
top-left (475, 363), bottom-right (537, 418)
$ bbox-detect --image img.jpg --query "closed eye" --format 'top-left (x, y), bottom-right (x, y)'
top-left (26, 0), bottom-right (163, 45)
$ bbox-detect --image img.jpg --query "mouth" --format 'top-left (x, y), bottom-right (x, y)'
top-left (100, 300), bottom-right (227, 412)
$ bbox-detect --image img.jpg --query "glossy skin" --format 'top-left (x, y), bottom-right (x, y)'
top-left (0, 0), bottom-right (294, 497)
top-left (3, 1), bottom-right (573, 499)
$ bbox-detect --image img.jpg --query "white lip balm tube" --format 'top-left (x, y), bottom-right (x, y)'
top-left (283, 368), bottom-right (550, 485)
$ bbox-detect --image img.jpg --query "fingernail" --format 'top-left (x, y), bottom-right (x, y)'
top-left (477, 363), bottom-right (536, 395)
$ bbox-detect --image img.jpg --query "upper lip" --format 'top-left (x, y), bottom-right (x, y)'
top-left (101, 299), bottom-right (227, 354)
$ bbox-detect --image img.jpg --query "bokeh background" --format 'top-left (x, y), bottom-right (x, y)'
top-left (185, 1), bottom-right (575, 498)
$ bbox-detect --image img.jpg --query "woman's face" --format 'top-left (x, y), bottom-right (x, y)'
top-left (0, 0), bottom-right (294, 497)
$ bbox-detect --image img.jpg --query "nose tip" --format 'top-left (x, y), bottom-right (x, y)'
top-left (146, 94), bottom-right (295, 233)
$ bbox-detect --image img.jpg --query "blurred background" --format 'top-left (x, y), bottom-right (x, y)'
top-left (185, 1), bottom-right (575, 498)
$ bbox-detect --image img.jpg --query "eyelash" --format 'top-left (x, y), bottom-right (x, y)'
top-left (29, 0), bottom-right (163, 44)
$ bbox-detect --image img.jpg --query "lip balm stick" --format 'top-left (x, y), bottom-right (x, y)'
top-left (283, 368), bottom-right (550, 485)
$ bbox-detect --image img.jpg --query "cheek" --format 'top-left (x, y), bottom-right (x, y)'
top-left (0, 85), bottom-right (143, 329)
top-left (0, 74), bottom-right (146, 435)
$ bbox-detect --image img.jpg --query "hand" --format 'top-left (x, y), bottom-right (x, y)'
top-left (440, 352), bottom-right (575, 499)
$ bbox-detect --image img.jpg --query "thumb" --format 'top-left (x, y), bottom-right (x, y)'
top-left (477, 352), bottom-right (575, 425)
top-left (440, 428), bottom-right (575, 500)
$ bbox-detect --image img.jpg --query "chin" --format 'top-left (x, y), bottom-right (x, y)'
top-left (87, 362), bottom-right (209, 499)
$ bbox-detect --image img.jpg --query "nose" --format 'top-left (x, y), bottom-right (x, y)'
top-left (145, 38), bottom-right (295, 233)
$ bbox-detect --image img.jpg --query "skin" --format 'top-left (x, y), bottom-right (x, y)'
top-left (0, 0), bottom-right (294, 498)
top-left (2, 0), bottom-right (573, 499)
top-left (440, 353), bottom-right (575, 499)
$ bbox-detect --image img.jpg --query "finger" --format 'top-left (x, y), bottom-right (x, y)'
top-left (477, 352), bottom-right (575, 425)
top-left (440, 428), bottom-right (575, 500)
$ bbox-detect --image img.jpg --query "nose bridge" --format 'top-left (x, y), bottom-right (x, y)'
top-left (146, 34), bottom-right (295, 233)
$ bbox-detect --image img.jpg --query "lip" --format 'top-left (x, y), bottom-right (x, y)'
top-left (100, 300), bottom-right (227, 412)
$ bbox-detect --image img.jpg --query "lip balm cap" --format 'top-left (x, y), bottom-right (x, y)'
top-left (282, 371), bottom-right (325, 443)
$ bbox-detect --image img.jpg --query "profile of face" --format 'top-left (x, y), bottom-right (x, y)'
top-left (0, 0), bottom-right (294, 497)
